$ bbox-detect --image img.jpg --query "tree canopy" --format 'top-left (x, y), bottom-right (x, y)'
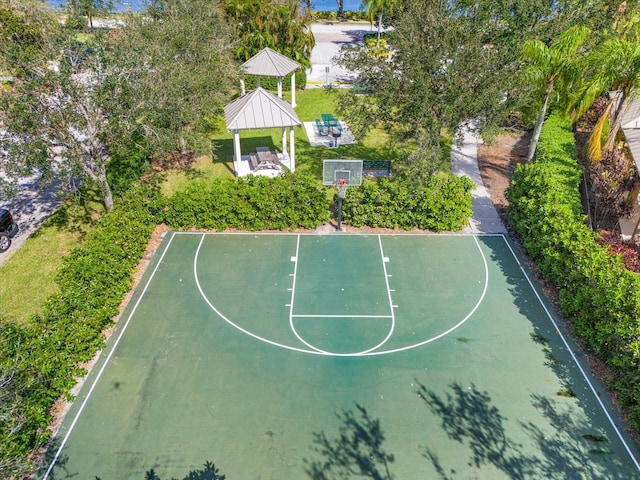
top-left (0, 0), bottom-right (239, 209)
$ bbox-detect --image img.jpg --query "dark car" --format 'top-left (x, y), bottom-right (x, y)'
top-left (0, 208), bottom-right (18, 252)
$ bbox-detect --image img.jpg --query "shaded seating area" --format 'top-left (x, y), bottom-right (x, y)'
top-left (224, 87), bottom-right (301, 178)
top-left (250, 147), bottom-right (283, 171)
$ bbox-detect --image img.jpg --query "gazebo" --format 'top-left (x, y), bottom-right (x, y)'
top-left (224, 87), bottom-right (302, 177)
top-left (240, 47), bottom-right (301, 107)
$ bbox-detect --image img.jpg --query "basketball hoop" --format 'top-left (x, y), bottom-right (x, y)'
top-left (336, 178), bottom-right (349, 199)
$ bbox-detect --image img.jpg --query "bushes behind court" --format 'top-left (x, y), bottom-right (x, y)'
top-left (342, 175), bottom-right (474, 231)
top-left (163, 173), bottom-right (331, 230)
top-left (506, 111), bottom-right (640, 429)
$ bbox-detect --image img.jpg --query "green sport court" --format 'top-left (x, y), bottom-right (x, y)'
top-left (39, 232), bottom-right (640, 479)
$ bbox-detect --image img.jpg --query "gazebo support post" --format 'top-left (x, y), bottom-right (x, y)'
top-left (240, 79), bottom-right (246, 96)
top-left (232, 129), bottom-right (242, 177)
top-left (282, 127), bottom-right (287, 155)
top-left (277, 77), bottom-right (283, 99)
top-left (291, 73), bottom-right (296, 107)
top-left (289, 126), bottom-right (295, 172)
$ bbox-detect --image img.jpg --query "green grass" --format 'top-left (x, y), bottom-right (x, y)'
top-left (160, 88), bottom-right (398, 194)
top-left (0, 195), bottom-right (104, 324)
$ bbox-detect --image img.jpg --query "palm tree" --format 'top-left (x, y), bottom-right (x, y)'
top-left (520, 25), bottom-right (591, 162)
top-left (361, 0), bottom-right (398, 47)
top-left (569, 38), bottom-right (640, 162)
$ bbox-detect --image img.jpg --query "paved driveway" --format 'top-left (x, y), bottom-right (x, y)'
top-left (0, 176), bottom-right (62, 267)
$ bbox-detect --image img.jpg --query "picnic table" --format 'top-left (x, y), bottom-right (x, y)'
top-left (321, 113), bottom-right (339, 127)
top-left (253, 147), bottom-right (282, 170)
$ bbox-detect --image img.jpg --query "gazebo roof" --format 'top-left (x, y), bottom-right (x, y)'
top-left (240, 47), bottom-right (301, 77)
top-left (224, 87), bottom-right (301, 131)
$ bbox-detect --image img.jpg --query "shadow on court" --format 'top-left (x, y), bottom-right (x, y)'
top-left (304, 380), bottom-right (632, 479)
top-left (304, 403), bottom-right (395, 480)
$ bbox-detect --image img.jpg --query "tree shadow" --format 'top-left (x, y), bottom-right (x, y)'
top-left (415, 379), bottom-right (634, 479)
top-left (304, 403), bottom-right (395, 480)
top-left (415, 380), bottom-right (537, 479)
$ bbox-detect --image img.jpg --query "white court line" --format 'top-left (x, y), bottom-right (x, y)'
top-left (194, 233), bottom-right (489, 357)
top-left (287, 236), bottom-right (327, 353)
top-left (500, 235), bottom-right (640, 473)
top-left (40, 231), bottom-right (178, 480)
top-left (292, 314), bottom-right (392, 318)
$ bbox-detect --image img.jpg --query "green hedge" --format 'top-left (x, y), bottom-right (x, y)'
top-left (506, 112), bottom-right (640, 429)
top-left (311, 11), bottom-right (369, 21)
top-left (242, 70), bottom-right (307, 92)
top-left (163, 173), bottom-right (330, 230)
top-left (342, 175), bottom-right (474, 231)
top-left (0, 187), bottom-right (162, 478)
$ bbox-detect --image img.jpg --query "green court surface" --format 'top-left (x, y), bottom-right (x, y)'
top-left (39, 233), bottom-right (640, 479)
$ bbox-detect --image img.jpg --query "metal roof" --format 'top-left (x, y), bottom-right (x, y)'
top-left (621, 94), bottom-right (640, 173)
top-left (240, 47), bottom-right (301, 77)
top-left (224, 87), bottom-right (301, 131)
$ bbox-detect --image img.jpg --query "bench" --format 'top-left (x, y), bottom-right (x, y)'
top-left (315, 119), bottom-right (329, 136)
top-left (249, 154), bottom-right (259, 170)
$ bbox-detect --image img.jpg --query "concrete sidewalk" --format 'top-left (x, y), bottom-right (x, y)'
top-left (451, 124), bottom-right (506, 234)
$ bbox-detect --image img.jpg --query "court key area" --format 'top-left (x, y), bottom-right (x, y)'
top-left (39, 233), bottom-right (640, 479)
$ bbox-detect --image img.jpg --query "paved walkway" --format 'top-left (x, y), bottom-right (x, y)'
top-left (451, 123), bottom-right (507, 234)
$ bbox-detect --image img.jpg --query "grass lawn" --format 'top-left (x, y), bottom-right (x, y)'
top-left (161, 88), bottom-right (398, 195)
top-left (0, 195), bottom-right (104, 325)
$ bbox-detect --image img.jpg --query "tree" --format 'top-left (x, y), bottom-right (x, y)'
top-left (221, 0), bottom-right (314, 67)
top-left (335, 1), bottom-right (519, 157)
top-left (0, 0), bottom-right (238, 210)
top-left (361, 0), bottom-right (399, 47)
top-left (569, 37), bottom-right (640, 162)
top-left (65, 0), bottom-right (114, 30)
top-left (336, 0), bottom-right (344, 18)
top-left (520, 25), bottom-right (591, 162)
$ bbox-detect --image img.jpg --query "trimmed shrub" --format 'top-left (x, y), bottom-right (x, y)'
top-left (163, 173), bottom-right (330, 231)
top-left (342, 175), bottom-right (474, 231)
top-left (506, 112), bottom-right (640, 429)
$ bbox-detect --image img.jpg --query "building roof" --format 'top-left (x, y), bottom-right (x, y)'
top-left (240, 47), bottom-right (301, 77)
top-left (224, 87), bottom-right (301, 131)
top-left (621, 94), bottom-right (640, 173)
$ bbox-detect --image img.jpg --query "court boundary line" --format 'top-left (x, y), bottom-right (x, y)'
top-left (40, 231), bottom-right (178, 480)
top-left (288, 234), bottom-right (397, 355)
top-left (194, 233), bottom-right (489, 356)
top-left (500, 235), bottom-right (640, 472)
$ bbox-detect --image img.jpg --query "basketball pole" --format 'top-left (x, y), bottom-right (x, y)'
top-left (336, 179), bottom-right (348, 232)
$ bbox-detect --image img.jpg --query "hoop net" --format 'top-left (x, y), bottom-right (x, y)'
top-left (336, 178), bottom-right (349, 199)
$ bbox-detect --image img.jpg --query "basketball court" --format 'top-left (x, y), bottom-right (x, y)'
top-left (38, 232), bottom-right (640, 479)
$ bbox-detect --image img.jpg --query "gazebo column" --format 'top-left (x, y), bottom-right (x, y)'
top-left (282, 127), bottom-right (287, 154)
top-left (233, 129), bottom-right (242, 177)
top-left (291, 73), bottom-right (296, 107)
top-left (289, 126), bottom-right (295, 172)
top-left (256, 75), bottom-right (261, 88)
top-left (277, 77), bottom-right (283, 99)
top-left (240, 79), bottom-right (246, 96)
